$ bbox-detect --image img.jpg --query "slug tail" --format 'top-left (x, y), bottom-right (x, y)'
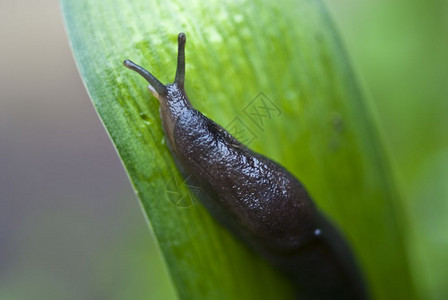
top-left (123, 59), bottom-right (167, 96)
top-left (174, 33), bottom-right (186, 89)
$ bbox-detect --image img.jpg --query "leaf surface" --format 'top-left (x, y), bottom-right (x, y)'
top-left (61, 0), bottom-right (416, 298)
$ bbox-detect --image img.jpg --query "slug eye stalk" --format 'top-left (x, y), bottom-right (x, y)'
top-left (174, 32), bottom-right (186, 89)
top-left (123, 59), bottom-right (167, 96)
top-left (123, 33), bottom-right (187, 96)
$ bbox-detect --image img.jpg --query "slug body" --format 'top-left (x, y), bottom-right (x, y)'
top-left (124, 33), bottom-right (368, 299)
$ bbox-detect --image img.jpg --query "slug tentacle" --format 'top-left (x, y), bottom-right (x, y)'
top-left (174, 32), bottom-right (186, 89)
top-left (123, 59), bottom-right (167, 97)
top-left (123, 32), bottom-right (368, 300)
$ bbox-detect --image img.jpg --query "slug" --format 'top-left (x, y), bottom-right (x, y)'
top-left (123, 33), bottom-right (368, 300)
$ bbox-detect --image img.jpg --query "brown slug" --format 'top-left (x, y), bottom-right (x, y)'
top-left (123, 33), bottom-right (368, 300)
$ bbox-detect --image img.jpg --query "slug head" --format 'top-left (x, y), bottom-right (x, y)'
top-left (123, 33), bottom-right (192, 148)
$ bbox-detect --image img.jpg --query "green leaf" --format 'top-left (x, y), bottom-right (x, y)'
top-left (60, 0), bottom-right (417, 299)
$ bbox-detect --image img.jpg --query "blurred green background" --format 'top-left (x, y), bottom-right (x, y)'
top-left (0, 0), bottom-right (446, 299)
top-left (326, 1), bottom-right (448, 299)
